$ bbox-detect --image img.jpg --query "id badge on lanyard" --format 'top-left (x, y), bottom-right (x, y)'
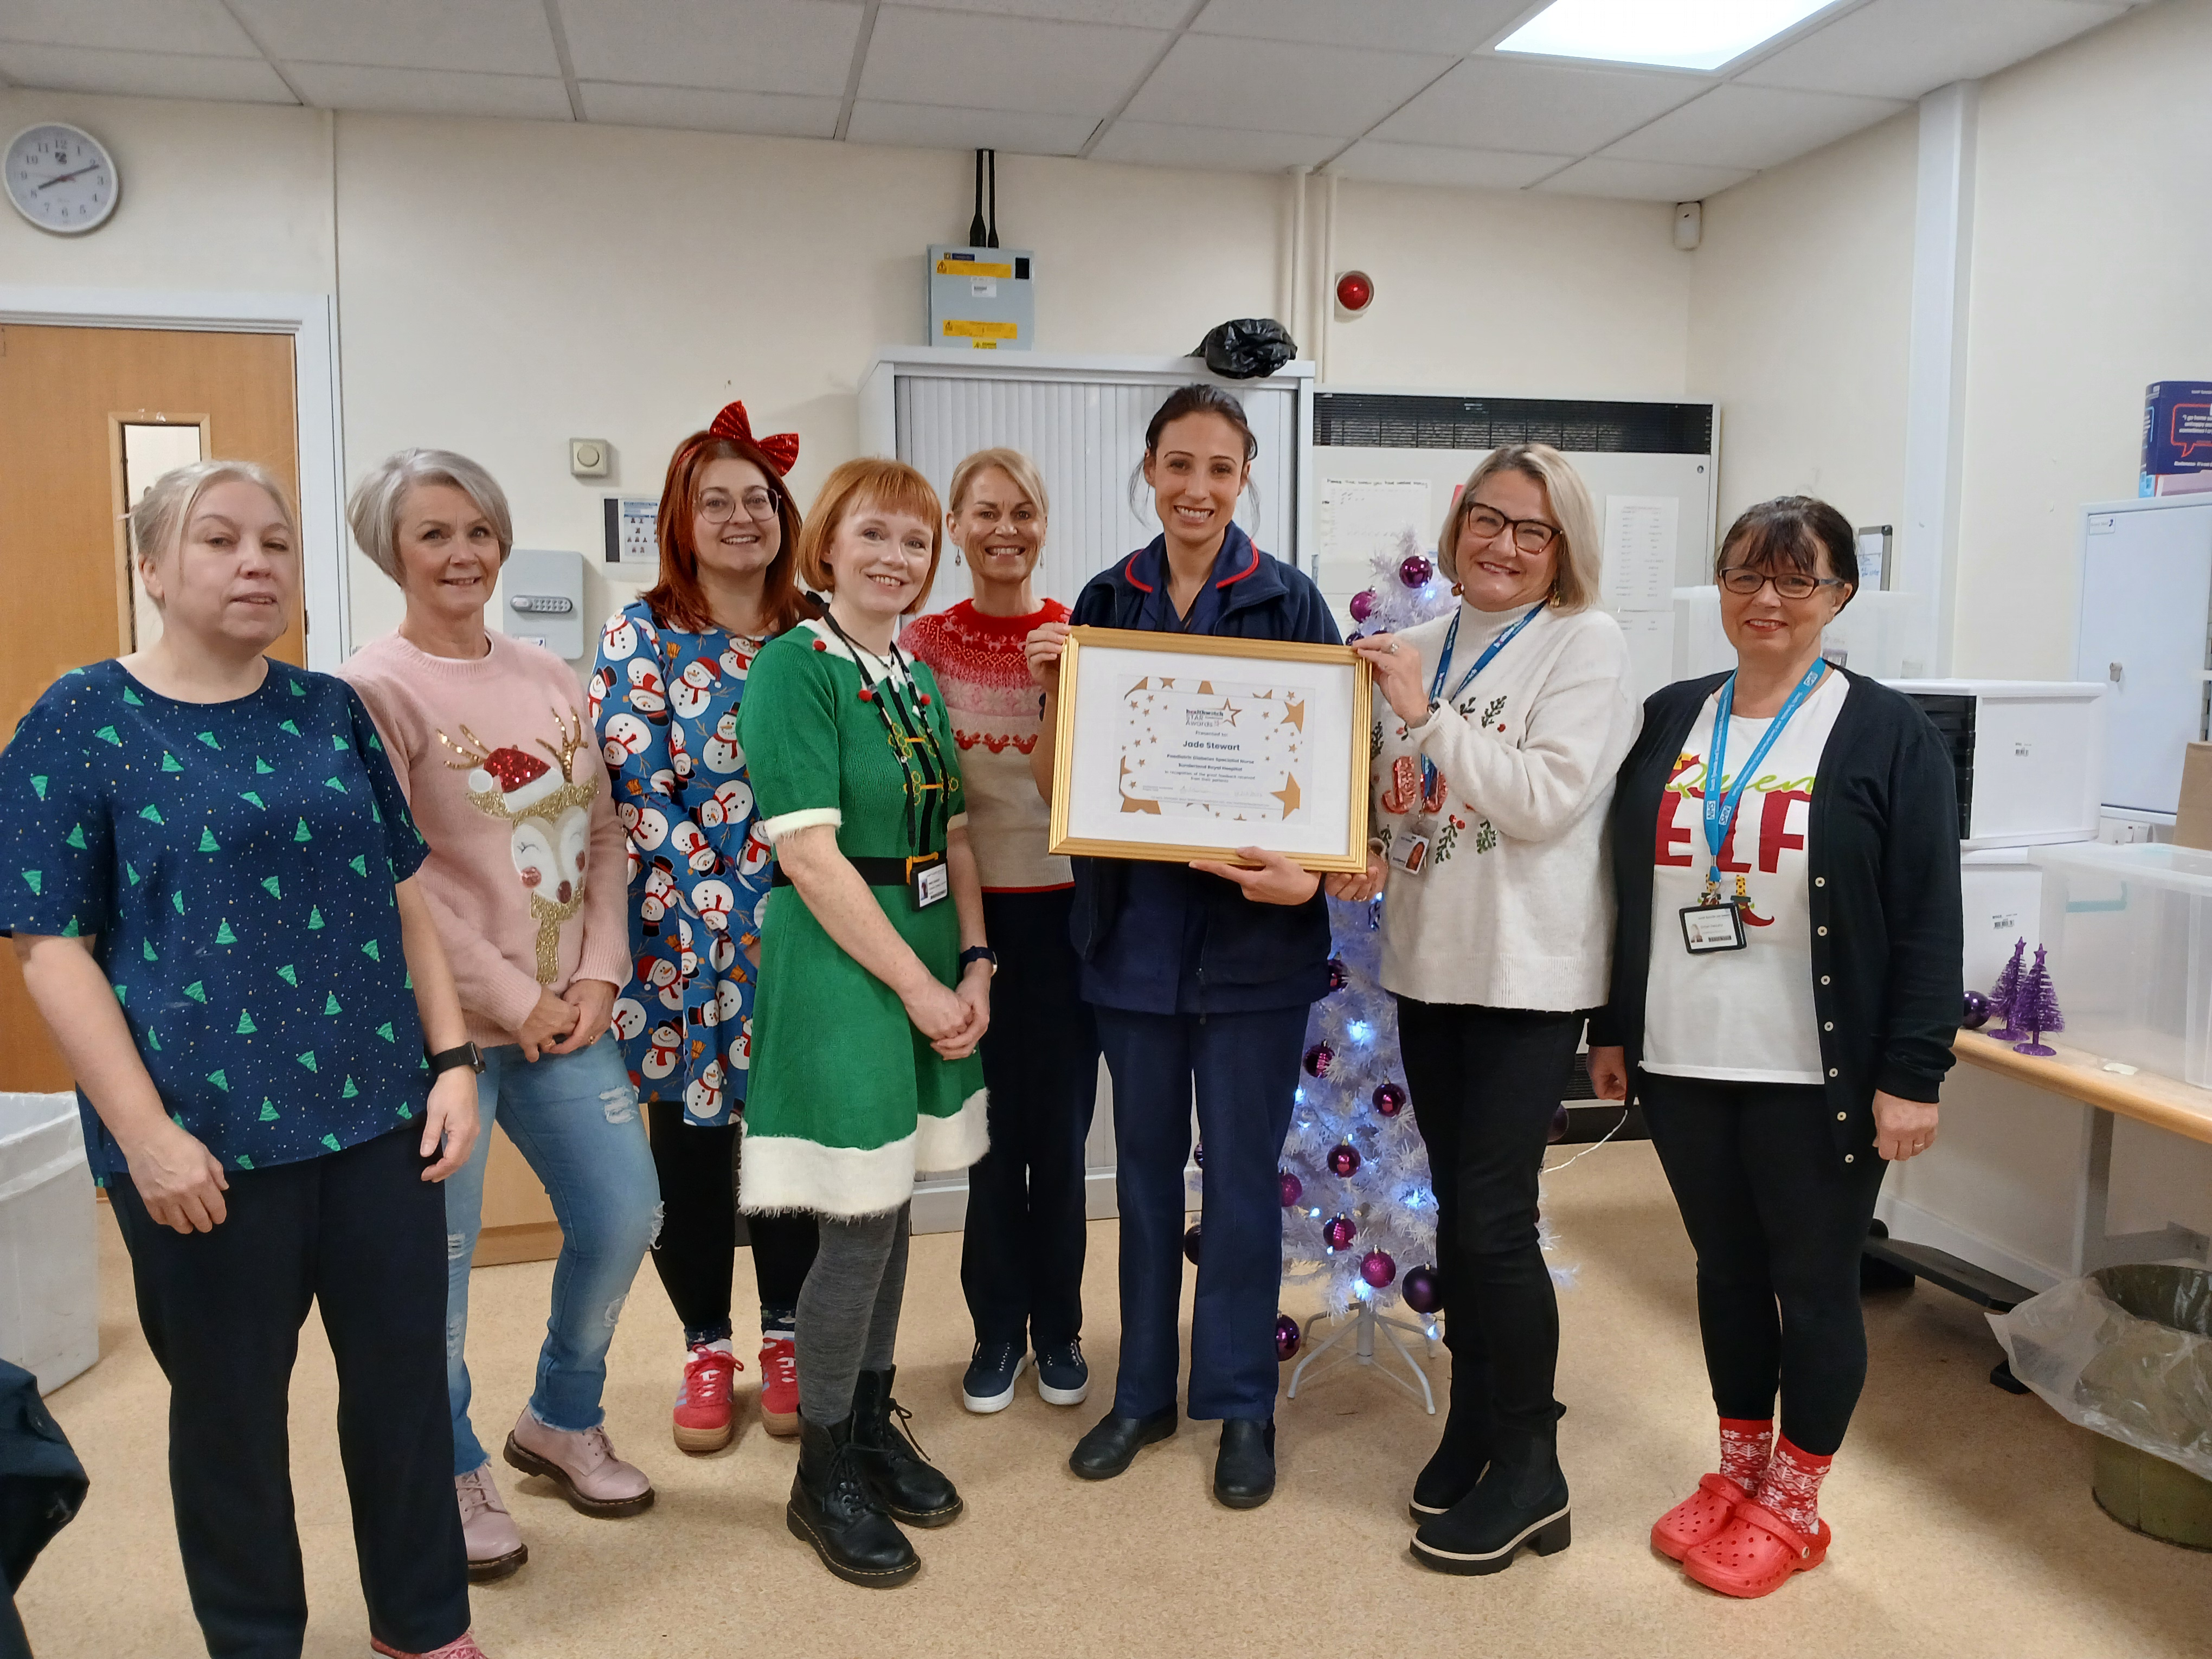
top-left (909, 854), bottom-right (949, 911)
top-left (1684, 660), bottom-right (1826, 955)
top-left (1388, 819), bottom-right (1435, 875)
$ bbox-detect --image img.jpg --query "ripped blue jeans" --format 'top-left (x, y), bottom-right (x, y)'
top-left (442, 1037), bottom-right (661, 1475)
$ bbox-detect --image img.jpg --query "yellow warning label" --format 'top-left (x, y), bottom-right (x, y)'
top-left (974, 339), bottom-right (999, 349)
top-left (937, 258), bottom-right (1014, 278)
top-left (943, 318), bottom-right (1019, 340)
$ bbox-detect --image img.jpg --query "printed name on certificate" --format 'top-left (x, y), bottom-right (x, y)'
top-left (1114, 673), bottom-right (1310, 823)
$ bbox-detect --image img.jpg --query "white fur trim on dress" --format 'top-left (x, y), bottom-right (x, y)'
top-left (914, 1087), bottom-right (989, 1175)
top-left (738, 1127), bottom-right (919, 1219)
top-left (760, 806), bottom-right (843, 843)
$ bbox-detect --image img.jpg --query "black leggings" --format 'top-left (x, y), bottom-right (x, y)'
top-left (1639, 1072), bottom-right (1889, 1456)
top-left (647, 1101), bottom-right (819, 1346)
top-left (1396, 998), bottom-right (1586, 1442)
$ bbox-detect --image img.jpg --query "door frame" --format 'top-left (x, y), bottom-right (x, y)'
top-left (0, 286), bottom-right (349, 671)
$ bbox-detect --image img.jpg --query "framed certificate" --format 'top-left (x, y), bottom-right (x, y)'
top-left (1047, 627), bottom-right (1372, 872)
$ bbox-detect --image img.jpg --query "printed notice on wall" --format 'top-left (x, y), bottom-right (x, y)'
top-left (603, 497), bottom-right (661, 567)
top-left (1601, 494), bottom-right (1679, 613)
top-left (1321, 478), bottom-right (1433, 591)
top-left (1617, 610), bottom-right (1676, 703)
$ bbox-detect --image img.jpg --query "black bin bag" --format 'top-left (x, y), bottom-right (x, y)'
top-left (1192, 319), bottom-right (1297, 380)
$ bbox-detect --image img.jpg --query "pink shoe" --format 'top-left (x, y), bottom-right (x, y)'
top-left (454, 1463), bottom-right (526, 1584)
top-left (758, 1335), bottom-right (800, 1439)
top-left (673, 1343), bottom-right (743, 1454)
top-left (503, 1407), bottom-right (655, 1517)
top-left (370, 1631), bottom-right (488, 1658)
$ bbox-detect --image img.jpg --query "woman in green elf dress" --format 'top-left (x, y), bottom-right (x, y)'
top-left (736, 456), bottom-right (992, 1589)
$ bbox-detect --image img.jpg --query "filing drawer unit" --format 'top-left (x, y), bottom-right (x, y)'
top-left (1883, 679), bottom-right (2106, 850)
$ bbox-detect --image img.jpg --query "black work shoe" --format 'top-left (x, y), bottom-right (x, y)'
top-left (1411, 1431), bottom-right (1571, 1576)
top-left (1214, 1418), bottom-right (1276, 1509)
top-left (1069, 1406), bottom-right (1177, 1480)
top-left (850, 1368), bottom-right (963, 1528)
top-left (787, 1416), bottom-right (918, 1589)
top-left (1411, 1358), bottom-right (1497, 1520)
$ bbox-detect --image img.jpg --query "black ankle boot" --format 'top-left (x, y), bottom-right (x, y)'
top-left (787, 1416), bottom-right (919, 1587)
top-left (1214, 1418), bottom-right (1276, 1509)
top-left (1410, 1424), bottom-right (1571, 1576)
top-left (851, 1367), bottom-right (963, 1527)
top-left (1411, 1353), bottom-right (1497, 1520)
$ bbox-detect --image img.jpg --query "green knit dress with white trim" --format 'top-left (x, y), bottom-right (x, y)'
top-left (735, 616), bottom-right (988, 1218)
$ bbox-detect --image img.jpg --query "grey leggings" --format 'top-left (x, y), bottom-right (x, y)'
top-left (795, 1202), bottom-right (911, 1426)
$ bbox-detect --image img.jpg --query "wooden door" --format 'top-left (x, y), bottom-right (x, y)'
top-left (0, 325), bottom-right (303, 1090)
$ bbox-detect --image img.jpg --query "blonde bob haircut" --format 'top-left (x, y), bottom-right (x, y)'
top-left (946, 447), bottom-right (1050, 524)
top-left (1438, 442), bottom-right (1602, 614)
top-left (796, 458), bottom-right (946, 615)
top-left (129, 459), bottom-right (299, 593)
top-left (347, 448), bottom-right (514, 584)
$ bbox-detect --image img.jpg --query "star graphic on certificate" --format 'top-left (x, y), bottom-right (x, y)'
top-left (1272, 774), bottom-right (1301, 817)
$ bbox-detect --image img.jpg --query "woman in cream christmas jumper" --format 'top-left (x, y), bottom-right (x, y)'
top-left (1351, 442), bottom-right (1639, 1577)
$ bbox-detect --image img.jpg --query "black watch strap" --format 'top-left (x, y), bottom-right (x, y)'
top-left (959, 946), bottom-right (998, 974)
top-left (427, 1041), bottom-right (485, 1077)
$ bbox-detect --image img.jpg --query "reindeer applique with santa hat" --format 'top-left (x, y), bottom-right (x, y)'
top-left (438, 709), bottom-right (601, 984)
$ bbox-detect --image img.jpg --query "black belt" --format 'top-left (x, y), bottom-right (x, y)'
top-left (772, 851), bottom-right (943, 889)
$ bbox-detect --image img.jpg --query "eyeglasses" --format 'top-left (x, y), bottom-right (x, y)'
top-left (699, 489), bottom-right (780, 525)
top-left (1718, 567), bottom-right (1850, 601)
top-left (1463, 504), bottom-right (1561, 556)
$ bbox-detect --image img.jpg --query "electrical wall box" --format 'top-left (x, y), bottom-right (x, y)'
top-left (501, 548), bottom-right (585, 660)
top-left (927, 245), bottom-right (1034, 351)
top-left (1883, 679), bottom-right (2107, 850)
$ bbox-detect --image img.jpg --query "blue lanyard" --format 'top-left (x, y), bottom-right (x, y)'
top-left (1420, 605), bottom-right (1541, 798)
top-left (1701, 660), bottom-right (1828, 891)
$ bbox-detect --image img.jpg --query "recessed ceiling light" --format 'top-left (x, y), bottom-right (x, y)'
top-left (1496, 0), bottom-right (1843, 74)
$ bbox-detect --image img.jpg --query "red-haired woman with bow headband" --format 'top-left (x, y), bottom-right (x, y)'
top-left (588, 403), bottom-right (821, 1454)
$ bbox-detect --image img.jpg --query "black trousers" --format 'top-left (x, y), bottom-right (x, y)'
top-left (1639, 1071), bottom-right (1890, 1456)
top-left (1396, 999), bottom-right (1586, 1443)
top-left (107, 1126), bottom-right (469, 1659)
top-left (961, 888), bottom-right (1101, 1348)
top-left (646, 1101), bottom-right (818, 1345)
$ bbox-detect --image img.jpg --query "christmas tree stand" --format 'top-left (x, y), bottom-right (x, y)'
top-left (1286, 1304), bottom-right (1436, 1413)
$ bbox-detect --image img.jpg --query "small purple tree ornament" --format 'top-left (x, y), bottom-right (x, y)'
top-left (1986, 937), bottom-right (2028, 1040)
top-left (2011, 944), bottom-right (2065, 1057)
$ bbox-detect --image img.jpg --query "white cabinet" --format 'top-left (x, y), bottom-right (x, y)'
top-left (2074, 497), bottom-right (2212, 815)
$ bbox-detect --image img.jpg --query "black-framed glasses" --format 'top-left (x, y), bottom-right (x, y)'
top-left (699, 488), bottom-right (780, 525)
top-left (1718, 566), bottom-right (1850, 601)
top-left (1463, 504), bottom-right (1561, 556)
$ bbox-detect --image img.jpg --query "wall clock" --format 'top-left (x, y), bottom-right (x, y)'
top-left (5, 123), bottom-right (120, 235)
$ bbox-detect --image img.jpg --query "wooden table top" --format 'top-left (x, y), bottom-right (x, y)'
top-left (1953, 1029), bottom-right (2212, 1147)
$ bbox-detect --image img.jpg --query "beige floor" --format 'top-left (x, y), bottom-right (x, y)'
top-left (18, 1142), bottom-right (2209, 1658)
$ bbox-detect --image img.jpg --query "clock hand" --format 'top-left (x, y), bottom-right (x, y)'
top-left (31, 164), bottom-right (101, 192)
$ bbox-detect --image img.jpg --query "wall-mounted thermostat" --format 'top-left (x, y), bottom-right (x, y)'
top-left (502, 549), bottom-right (585, 660)
top-left (928, 245), bottom-right (1034, 351)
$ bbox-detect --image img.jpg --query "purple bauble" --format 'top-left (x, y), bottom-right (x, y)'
top-left (1548, 1103), bottom-right (1570, 1144)
top-left (1278, 1170), bottom-right (1303, 1208)
top-left (1360, 1249), bottom-right (1397, 1289)
top-left (1327, 1142), bottom-right (1361, 1178)
top-left (1327, 956), bottom-right (1351, 993)
top-left (1303, 1043), bottom-right (1334, 1079)
top-left (1322, 1213), bottom-right (1356, 1251)
top-left (1402, 1265), bottom-right (1441, 1314)
top-left (1398, 553), bottom-right (1434, 588)
top-left (1372, 1081), bottom-right (1407, 1118)
top-left (1348, 588), bottom-right (1378, 623)
top-left (1181, 1222), bottom-right (1202, 1264)
top-left (1962, 989), bottom-right (1991, 1031)
top-left (1275, 1314), bottom-right (1303, 1362)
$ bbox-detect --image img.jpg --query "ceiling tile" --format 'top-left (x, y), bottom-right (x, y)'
top-left (858, 7), bottom-right (1168, 118)
top-left (1739, 0), bottom-right (2127, 100)
top-left (559, 0), bottom-right (863, 98)
top-left (1088, 119), bottom-right (1340, 171)
top-left (845, 99), bottom-right (1099, 156)
top-left (1330, 140), bottom-right (1570, 191)
top-left (1372, 55), bottom-right (1700, 153)
top-left (1191, 0), bottom-right (1526, 54)
top-left (1123, 33), bottom-right (1457, 138)
top-left (226, 0), bottom-right (560, 76)
top-left (579, 81), bottom-right (840, 137)
top-left (0, 43), bottom-right (297, 102)
top-left (881, 0), bottom-right (1193, 22)
top-left (0, 0), bottom-right (259, 57)
top-left (1603, 83), bottom-right (1906, 171)
top-left (1534, 155), bottom-right (1754, 202)
top-left (284, 62), bottom-right (575, 119)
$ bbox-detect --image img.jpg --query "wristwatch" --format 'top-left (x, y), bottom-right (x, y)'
top-left (958, 946), bottom-right (999, 979)
top-left (427, 1041), bottom-right (486, 1077)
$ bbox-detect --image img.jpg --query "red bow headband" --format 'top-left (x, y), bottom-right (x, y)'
top-left (708, 401), bottom-right (799, 477)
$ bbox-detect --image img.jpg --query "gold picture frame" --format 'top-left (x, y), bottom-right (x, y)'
top-left (1047, 626), bottom-right (1372, 873)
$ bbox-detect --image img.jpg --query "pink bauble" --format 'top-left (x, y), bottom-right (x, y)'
top-left (1275, 1314), bottom-right (1303, 1362)
top-left (1398, 553), bottom-right (1433, 588)
top-left (1327, 1142), bottom-right (1361, 1178)
top-left (1278, 1171), bottom-right (1303, 1208)
top-left (1372, 1081), bottom-right (1407, 1117)
top-left (1348, 588), bottom-right (1378, 623)
top-left (1303, 1043), bottom-right (1334, 1079)
top-left (1327, 956), bottom-right (1350, 993)
top-left (1360, 1250), bottom-right (1397, 1289)
top-left (1181, 1223), bottom-right (1202, 1264)
top-left (1402, 1265), bottom-right (1441, 1314)
top-left (1322, 1213), bottom-right (1356, 1251)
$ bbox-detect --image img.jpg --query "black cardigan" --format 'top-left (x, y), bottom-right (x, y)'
top-left (1587, 667), bottom-right (1963, 1166)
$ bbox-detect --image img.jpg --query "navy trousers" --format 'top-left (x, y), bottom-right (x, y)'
top-left (1095, 1004), bottom-right (1307, 1422)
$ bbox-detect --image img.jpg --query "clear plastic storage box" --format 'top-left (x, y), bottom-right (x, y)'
top-left (2031, 840), bottom-right (2212, 1086)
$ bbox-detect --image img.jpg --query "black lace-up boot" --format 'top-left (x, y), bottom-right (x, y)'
top-left (851, 1367), bottom-right (963, 1527)
top-left (787, 1414), bottom-right (919, 1587)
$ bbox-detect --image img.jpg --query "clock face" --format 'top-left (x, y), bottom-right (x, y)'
top-left (5, 124), bottom-right (119, 236)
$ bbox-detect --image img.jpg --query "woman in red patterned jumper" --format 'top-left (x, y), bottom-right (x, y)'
top-left (902, 449), bottom-right (1101, 1414)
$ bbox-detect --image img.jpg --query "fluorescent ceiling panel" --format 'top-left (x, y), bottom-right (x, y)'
top-left (1497, 0), bottom-right (1843, 74)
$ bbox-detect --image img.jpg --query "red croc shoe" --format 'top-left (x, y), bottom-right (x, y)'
top-left (1651, 1472), bottom-right (1748, 1562)
top-left (1681, 1500), bottom-right (1830, 1599)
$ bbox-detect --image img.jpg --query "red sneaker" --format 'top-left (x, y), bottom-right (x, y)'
top-left (371, 1632), bottom-right (488, 1658)
top-left (1650, 1472), bottom-right (1748, 1561)
top-left (672, 1343), bottom-right (742, 1455)
top-left (758, 1335), bottom-right (799, 1438)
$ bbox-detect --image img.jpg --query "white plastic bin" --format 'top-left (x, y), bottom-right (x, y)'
top-left (2031, 841), bottom-right (2212, 1085)
top-left (0, 1094), bottom-right (97, 1393)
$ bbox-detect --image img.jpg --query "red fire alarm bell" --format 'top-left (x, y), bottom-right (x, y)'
top-left (1334, 270), bottom-right (1374, 314)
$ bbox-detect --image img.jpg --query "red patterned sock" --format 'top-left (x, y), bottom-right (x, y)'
top-left (1754, 1435), bottom-right (1834, 1535)
top-left (1718, 1417), bottom-right (1773, 1494)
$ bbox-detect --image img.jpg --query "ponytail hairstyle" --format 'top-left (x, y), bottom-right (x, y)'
top-left (1131, 382), bottom-right (1261, 530)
